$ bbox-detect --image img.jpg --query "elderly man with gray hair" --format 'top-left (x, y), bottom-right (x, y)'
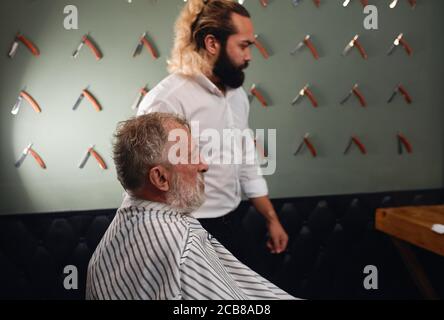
top-left (85, 112), bottom-right (295, 300)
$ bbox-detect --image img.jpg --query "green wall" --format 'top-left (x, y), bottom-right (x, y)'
top-left (0, 0), bottom-right (443, 215)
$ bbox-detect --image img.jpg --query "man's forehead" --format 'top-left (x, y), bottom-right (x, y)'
top-left (164, 120), bottom-right (188, 132)
top-left (231, 13), bottom-right (255, 42)
top-left (166, 124), bottom-right (190, 141)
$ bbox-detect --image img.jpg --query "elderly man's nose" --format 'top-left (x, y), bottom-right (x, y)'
top-left (199, 156), bottom-right (209, 173)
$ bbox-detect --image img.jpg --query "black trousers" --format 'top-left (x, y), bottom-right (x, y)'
top-left (198, 210), bottom-right (252, 267)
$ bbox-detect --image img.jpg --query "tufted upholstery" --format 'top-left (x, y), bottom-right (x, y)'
top-left (1, 189), bottom-right (444, 300)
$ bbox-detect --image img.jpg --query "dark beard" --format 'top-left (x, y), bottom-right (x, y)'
top-left (213, 46), bottom-right (248, 89)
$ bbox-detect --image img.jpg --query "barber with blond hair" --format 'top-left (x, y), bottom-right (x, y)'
top-left (138, 0), bottom-right (288, 267)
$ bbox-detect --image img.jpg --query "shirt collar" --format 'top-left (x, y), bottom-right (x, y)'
top-left (193, 73), bottom-right (236, 98)
top-left (121, 193), bottom-right (190, 215)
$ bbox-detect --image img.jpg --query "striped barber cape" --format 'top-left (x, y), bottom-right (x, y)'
top-left (86, 195), bottom-right (296, 300)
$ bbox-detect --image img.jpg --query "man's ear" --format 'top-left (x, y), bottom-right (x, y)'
top-left (148, 166), bottom-right (171, 192)
top-left (203, 34), bottom-right (220, 56)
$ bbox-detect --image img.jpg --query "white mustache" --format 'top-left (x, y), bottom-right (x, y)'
top-left (197, 173), bottom-right (205, 189)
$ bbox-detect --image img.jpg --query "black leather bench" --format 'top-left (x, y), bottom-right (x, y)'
top-left (1, 189), bottom-right (443, 300)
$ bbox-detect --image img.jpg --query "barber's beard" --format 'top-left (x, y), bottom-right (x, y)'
top-left (213, 47), bottom-right (248, 89)
top-left (166, 172), bottom-right (206, 213)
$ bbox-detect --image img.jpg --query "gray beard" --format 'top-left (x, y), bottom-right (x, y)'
top-left (166, 172), bottom-right (205, 213)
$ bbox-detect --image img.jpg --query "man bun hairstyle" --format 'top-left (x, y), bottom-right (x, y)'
top-left (168, 0), bottom-right (250, 77)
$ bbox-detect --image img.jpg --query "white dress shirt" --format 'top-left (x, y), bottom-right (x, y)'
top-left (137, 73), bottom-right (268, 219)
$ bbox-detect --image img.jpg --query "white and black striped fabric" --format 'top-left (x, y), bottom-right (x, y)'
top-left (86, 195), bottom-right (296, 300)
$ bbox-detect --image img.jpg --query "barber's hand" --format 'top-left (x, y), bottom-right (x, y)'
top-left (266, 220), bottom-right (289, 254)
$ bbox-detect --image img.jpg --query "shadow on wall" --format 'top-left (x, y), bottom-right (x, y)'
top-left (0, 0), bottom-right (49, 214)
top-left (0, 0), bottom-right (179, 215)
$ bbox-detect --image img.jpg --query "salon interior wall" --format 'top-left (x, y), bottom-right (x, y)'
top-left (0, 0), bottom-right (443, 215)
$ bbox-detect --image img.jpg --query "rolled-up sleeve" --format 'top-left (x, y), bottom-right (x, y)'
top-left (239, 127), bottom-right (269, 199)
top-left (238, 90), bottom-right (269, 199)
top-left (241, 175), bottom-right (268, 199)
